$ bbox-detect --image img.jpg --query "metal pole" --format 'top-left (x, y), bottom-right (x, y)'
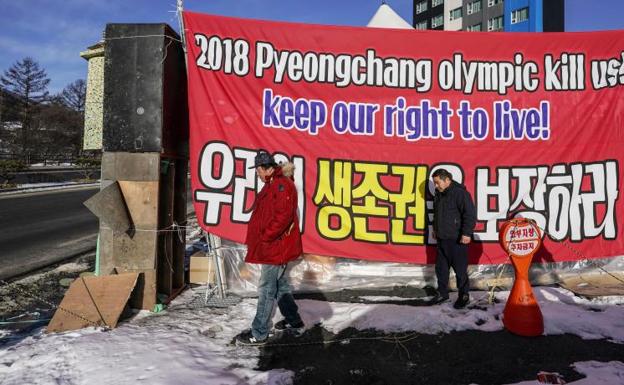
top-left (207, 232), bottom-right (227, 299)
top-left (176, 0), bottom-right (188, 69)
top-left (213, 234), bottom-right (227, 299)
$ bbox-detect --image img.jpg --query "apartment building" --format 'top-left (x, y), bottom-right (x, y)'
top-left (413, 0), bottom-right (564, 32)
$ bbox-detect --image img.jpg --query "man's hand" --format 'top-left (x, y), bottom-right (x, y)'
top-left (460, 235), bottom-right (471, 244)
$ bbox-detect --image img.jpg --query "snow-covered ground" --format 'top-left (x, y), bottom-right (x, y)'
top-left (0, 287), bottom-right (622, 385)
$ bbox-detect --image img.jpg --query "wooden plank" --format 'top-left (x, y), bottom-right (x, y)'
top-left (157, 161), bottom-right (175, 295)
top-left (119, 181), bottom-right (159, 228)
top-left (116, 268), bottom-right (157, 310)
top-left (172, 158), bottom-right (187, 289)
top-left (47, 273), bottom-right (139, 333)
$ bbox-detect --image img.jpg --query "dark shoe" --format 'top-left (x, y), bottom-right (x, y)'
top-left (429, 294), bottom-right (450, 305)
top-left (274, 319), bottom-right (304, 330)
top-left (235, 330), bottom-right (268, 346)
top-left (274, 319), bottom-right (305, 336)
top-left (453, 294), bottom-right (470, 309)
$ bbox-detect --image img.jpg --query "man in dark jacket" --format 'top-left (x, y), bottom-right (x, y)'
top-left (236, 151), bottom-right (305, 345)
top-left (430, 168), bottom-right (476, 309)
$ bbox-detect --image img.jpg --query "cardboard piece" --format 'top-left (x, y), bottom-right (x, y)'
top-left (47, 273), bottom-right (139, 333)
top-left (560, 273), bottom-right (624, 297)
top-left (118, 181), bottom-right (159, 228)
top-left (83, 181), bottom-right (133, 234)
top-left (189, 252), bottom-right (215, 284)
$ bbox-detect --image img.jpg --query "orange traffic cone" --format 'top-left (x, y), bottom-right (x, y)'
top-left (500, 219), bottom-right (544, 337)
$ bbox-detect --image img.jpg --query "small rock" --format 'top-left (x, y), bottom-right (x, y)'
top-left (59, 278), bottom-right (74, 287)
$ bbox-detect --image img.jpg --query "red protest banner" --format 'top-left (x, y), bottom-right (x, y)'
top-left (183, 11), bottom-right (624, 264)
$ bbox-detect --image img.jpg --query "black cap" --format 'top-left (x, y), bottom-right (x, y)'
top-left (249, 151), bottom-right (277, 168)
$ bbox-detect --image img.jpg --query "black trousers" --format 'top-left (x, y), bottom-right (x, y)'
top-left (435, 239), bottom-right (469, 297)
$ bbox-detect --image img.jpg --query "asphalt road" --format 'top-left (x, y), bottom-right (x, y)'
top-left (0, 186), bottom-right (99, 281)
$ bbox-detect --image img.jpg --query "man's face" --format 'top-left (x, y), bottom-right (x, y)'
top-left (433, 176), bottom-right (452, 193)
top-left (256, 166), bottom-right (274, 182)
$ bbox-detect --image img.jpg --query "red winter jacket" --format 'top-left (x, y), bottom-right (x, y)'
top-left (245, 163), bottom-right (303, 265)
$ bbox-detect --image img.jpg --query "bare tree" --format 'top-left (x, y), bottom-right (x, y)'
top-left (55, 79), bottom-right (86, 156)
top-left (59, 79), bottom-right (86, 112)
top-left (0, 57), bottom-right (50, 162)
top-left (32, 100), bottom-right (82, 162)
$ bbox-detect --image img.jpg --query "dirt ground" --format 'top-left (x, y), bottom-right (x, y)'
top-left (257, 325), bottom-right (624, 385)
top-left (0, 253), bottom-right (95, 339)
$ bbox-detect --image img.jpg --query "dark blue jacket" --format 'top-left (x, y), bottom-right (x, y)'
top-left (433, 181), bottom-right (476, 241)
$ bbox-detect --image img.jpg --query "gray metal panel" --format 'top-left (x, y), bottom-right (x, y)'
top-left (104, 24), bottom-right (165, 152)
top-left (103, 24), bottom-right (188, 155)
top-left (83, 182), bottom-right (132, 234)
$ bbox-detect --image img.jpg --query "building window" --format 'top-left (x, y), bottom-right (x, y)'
top-left (511, 7), bottom-right (529, 24)
top-left (416, 1), bottom-right (428, 14)
top-left (467, 0), bottom-right (481, 15)
top-left (415, 20), bottom-right (428, 30)
top-left (488, 16), bottom-right (503, 31)
top-left (488, 0), bottom-right (503, 7)
top-left (432, 0), bottom-right (444, 7)
top-left (467, 23), bottom-right (482, 31)
top-left (431, 14), bottom-right (444, 28)
top-left (449, 7), bottom-right (462, 21)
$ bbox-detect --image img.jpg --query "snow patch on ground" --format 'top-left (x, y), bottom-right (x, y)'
top-left (52, 262), bottom-right (90, 274)
top-left (536, 287), bottom-right (624, 342)
top-left (0, 182), bottom-right (99, 196)
top-left (0, 287), bottom-right (622, 384)
top-left (507, 361), bottom-right (624, 385)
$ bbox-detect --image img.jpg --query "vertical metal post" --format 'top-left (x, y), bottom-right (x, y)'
top-left (207, 232), bottom-right (227, 299)
top-left (176, 0), bottom-right (188, 69)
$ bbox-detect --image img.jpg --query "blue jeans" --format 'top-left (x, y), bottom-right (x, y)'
top-left (251, 264), bottom-right (302, 340)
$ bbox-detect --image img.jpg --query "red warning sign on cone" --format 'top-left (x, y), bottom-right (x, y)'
top-left (499, 218), bottom-right (544, 337)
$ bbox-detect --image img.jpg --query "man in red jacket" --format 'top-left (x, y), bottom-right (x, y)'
top-left (236, 151), bottom-right (305, 345)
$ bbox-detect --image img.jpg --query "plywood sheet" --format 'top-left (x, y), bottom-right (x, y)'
top-left (115, 268), bottom-right (157, 310)
top-left (47, 273), bottom-right (139, 333)
top-left (118, 181), bottom-right (159, 228)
